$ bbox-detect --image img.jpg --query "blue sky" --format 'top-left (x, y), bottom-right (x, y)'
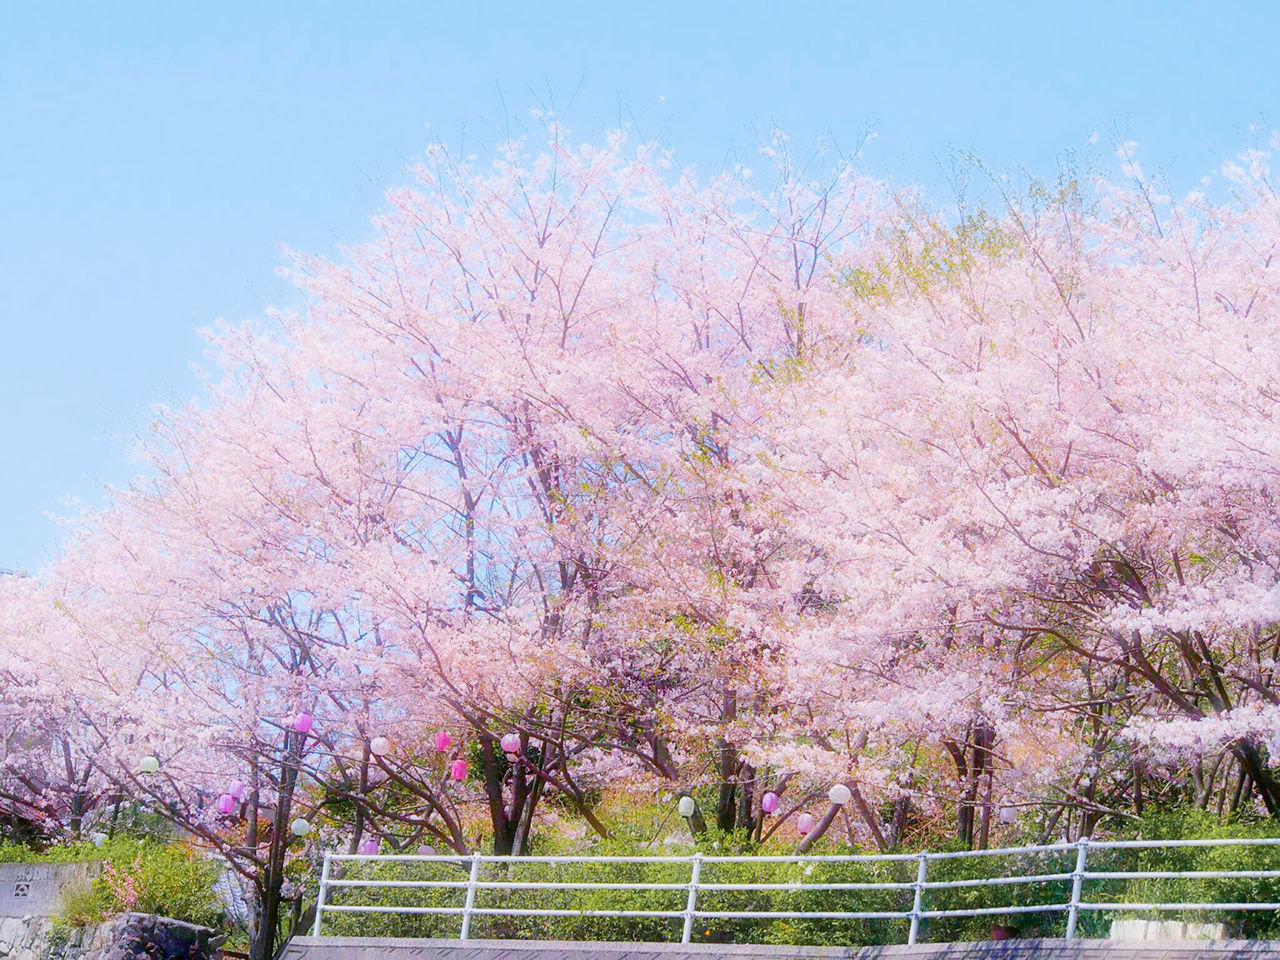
top-left (3, 1), bottom-right (1278, 573)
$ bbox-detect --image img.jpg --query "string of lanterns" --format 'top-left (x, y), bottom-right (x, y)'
top-left (139, 719), bottom-right (977, 854)
top-left (136, 717), bottom-right (521, 844)
top-left (675, 782), bottom-right (859, 840)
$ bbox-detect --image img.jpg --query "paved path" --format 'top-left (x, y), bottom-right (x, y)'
top-left (280, 938), bottom-right (1280, 960)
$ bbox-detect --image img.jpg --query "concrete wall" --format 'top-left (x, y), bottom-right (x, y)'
top-left (0, 865), bottom-right (98, 920)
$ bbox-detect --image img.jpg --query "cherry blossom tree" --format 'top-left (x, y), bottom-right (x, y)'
top-left (6, 128), bottom-right (1280, 960)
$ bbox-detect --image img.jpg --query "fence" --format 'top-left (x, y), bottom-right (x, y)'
top-left (311, 837), bottom-right (1280, 944)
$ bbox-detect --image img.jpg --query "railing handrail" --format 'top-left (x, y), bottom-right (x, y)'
top-left (312, 835), bottom-right (1280, 945)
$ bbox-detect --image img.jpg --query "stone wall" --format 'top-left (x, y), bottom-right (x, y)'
top-left (0, 913), bottom-right (217, 960)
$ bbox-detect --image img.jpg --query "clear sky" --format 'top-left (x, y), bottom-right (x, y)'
top-left (3, 1), bottom-right (1278, 573)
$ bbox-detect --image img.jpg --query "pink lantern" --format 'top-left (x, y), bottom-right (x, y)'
top-left (500, 732), bottom-right (521, 755)
top-left (434, 730), bottom-right (452, 752)
top-left (761, 792), bottom-right (779, 814)
top-left (290, 711), bottom-right (314, 734)
top-left (228, 780), bottom-right (245, 801)
top-left (359, 837), bottom-right (381, 855)
top-left (797, 812), bottom-right (815, 835)
top-left (215, 794), bottom-right (236, 816)
top-left (450, 758), bottom-right (468, 781)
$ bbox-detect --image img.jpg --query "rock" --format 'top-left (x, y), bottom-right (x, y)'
top-left (91, 914), bottom-right (218, 960)
top-left (0, 913), bottom-right (217, 960)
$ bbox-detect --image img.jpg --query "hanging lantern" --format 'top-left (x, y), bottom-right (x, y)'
top-left (290, 817), bottom-right (311, 837)
top-left (434, 730), bottom-right (452, 752)
top-left (761, 791), bottom-right (780, 814)
top-left (139, 755), bottom-right (160, 774)
top-left (215, 794), bottom-right (236, 816)
top-left (828, 784), bottom-right (852, 806)
top-left (370, 736), bottom-right (392, 757)
top-left (450, 758), bottom-right (468, 781)
top-left (499, 732), bottom-right (521, 756)
top-left (359, 836), bottom-right (381, 855)
top-left (797, 813), bottom-right (815, 835)
top-left (998, 805), bottom-right (1018, 824)
top-left (290, 712), bottom-right (314, 734)
top-left (677, 796), bottom-right (696, 818)
top-left (228, 780), bottom-right (245, 801)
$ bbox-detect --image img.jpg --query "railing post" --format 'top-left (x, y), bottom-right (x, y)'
top-left (1065, 836), bottom-right (1090, 940)
top-left (311, 850), bottom-right (331, 937)
top-left (908, 852), bottom-right (929, 945)
top-left (459, 851), bottom-right (483, 940)
top-left (680, 854), bottom-right (703, 944)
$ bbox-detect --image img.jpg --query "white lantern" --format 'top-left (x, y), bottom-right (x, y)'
top-left (677, 796), bottom-right (696, 818)
top-left (998, 805), bottom-right (1018, 824)
top-left (370, 736), bottom-right (392, 757)
top-left (828, 784), bottom-right (852, 806)
top-left (290, 817), bottom-right (312, 837)
top-left (139, 755), bottom-right (160, 774)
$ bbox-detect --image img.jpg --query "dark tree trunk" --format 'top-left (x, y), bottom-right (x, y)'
top-left (249, 733), bottom-right (301, 960)
top-left (1233, 739), bottom-right (1280, 817)
top-left (716, 687), bottom-right (738, 832)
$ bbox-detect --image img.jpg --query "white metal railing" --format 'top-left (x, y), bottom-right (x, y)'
top-left (310, 837), bottom-right (1280, 944)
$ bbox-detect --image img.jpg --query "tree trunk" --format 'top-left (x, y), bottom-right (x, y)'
top-left (1233, 739), bottom-right (1280, 817)
top-left (716, 687), bottom-right (738, 832)
top-left (736, 764), bottom-right (754, 836)
top-left (249, 733), bottom-right (301, 960)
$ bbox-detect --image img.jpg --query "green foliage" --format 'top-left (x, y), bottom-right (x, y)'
top-left (0, 835), bottom-right (138, 864)
top-left (24, 803), bottom-right (1280, 948)
top-left (1083, 808), bottom-right (1280, 939)
top-left (45, 881), bottom-right (103, 945)
top-left (914, 846), bottom-right (1080, 943)
top-left (318, 806), bottom-right (1280, 946)
top-left (36, 839), bottom-right (225, 936)
top-left (841, 207), bottom-right (1021, 304)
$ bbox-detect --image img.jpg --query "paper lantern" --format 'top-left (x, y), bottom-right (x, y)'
top-left (215, 794), bottom-right (236, 815)
top-left (828, 784), bottom-right (852, 806)
top-left (290, 817), bottom-right (311, 837)
top-left (450, 758), bottom-right (468, 781)
top-left (761, 792), bottom-right (779, 814)
top-left (359, 836), bottom-right (381, 855)
top-left (228, 780), bottom-right (245, 801)
top-left (290, 712), bottom-right (314, 734)
top-left (370, 736), bottom-right (392, 757)
top-left (797, 813), bottom-right (815, 835)
top-left (677, 796), bottom-right (696, 817)
top-left (139, 755), bottom-right (160, 774)
top-left (999, 805), bottom-right (1018, 824)
top-left (500, 732), bottom-right (521, 755)
top-left (434, 730), bottom-right (452, 752)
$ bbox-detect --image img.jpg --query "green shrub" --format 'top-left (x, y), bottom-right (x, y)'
top-left (1080, 809), bottom-right (1280, 939)
top-left (317, 807), bottom-right (1280, 946)
top-left (42, 839), bottom-right (224, 934)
